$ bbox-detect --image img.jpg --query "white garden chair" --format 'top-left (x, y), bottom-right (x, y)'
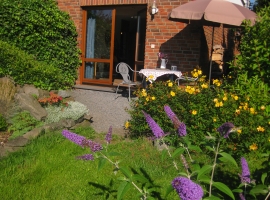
top-left (115, 62), bottom-right (141, 101)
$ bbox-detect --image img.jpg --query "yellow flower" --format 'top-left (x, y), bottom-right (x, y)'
top-left (192, 110), bottom-right (197, 115)
top-left (168, 82), bottom-right (173, 87)
top-left (249, 107), bottom-right (255, 114)
top-left (201, 83), bottom-right (208, 89)
top-left (257, 126), bottom-right (265, 132)
top-left (213, 118), bottom-right (217, 122)
top-left (223, 96), bottom-right (228, 101)
top-left (213, 79), bottom-right (221, 87)
top-left (197, 70), bottom-right (202, 75)
top-left (249, 143), bottom-right (258, 151)
top-left (146, 97), bottom-right (149, 101)
top-left (151, 96), bottom-right (156, 100)
top-left (215, 101), bottom-right (223, 107)
top-left (261, 105), bottom-right (265, 110)
top-left (233, 95), bottom-right (239, 100)
top-left (213, 98), bottom-right (218, 102)
top-left (237, 129), bottom-right (242, 134)
top-left (146, 75), bottom-right (154, 81)
top-left (170, 91), bottom-right (175, 96)
top-left (124, 121), bottom-right (130, 129)
top-left (235, 109), bottom-right (240, 115)
top-left (192, 72), bottom-right (199, 78)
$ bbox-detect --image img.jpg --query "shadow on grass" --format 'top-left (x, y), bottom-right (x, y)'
top-left (88, 167), bottom-right (164, 199)
top-left (88, 180), bottom-right (117, 199)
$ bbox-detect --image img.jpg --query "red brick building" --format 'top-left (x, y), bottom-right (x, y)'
top-left (57, 0), bottom-right (233, 86)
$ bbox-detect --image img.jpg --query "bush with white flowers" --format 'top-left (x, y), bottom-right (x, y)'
top-left (45, 101), bottom-right (89, 124)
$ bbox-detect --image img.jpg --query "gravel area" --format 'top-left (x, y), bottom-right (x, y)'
top-left (71, 88), bottom-right (134, 135)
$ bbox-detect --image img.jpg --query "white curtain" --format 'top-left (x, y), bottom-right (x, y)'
top-left (85, 13), bottom-right (96, 78)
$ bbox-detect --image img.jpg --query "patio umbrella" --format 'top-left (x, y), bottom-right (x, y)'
top-left (168, 0), bottom-right (257, 82)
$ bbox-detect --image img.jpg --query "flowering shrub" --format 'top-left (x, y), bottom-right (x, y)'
top-left (62, 106), bottom-right (270, 199)
top-left (45, 101), bottom-right (88, 124)
top-left (38, 92), bottom-right (67, 107)
top-left (128, 71), bottom-right (270, 157)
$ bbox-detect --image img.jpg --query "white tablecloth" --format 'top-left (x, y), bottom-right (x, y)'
top-left (139, 69), bottom-right (182, 83)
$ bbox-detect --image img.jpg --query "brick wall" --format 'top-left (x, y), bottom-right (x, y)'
top-left (57, 0), bottom-right (230, 83)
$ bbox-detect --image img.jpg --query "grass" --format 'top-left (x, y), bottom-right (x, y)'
top-left (0, 126), bottom-right (181, 200)
top-left (0, 126), bottom-right (267, 199)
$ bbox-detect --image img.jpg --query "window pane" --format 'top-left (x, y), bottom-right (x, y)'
top-left (84, 62), bottom-right (110, 80)
top-left (85, 10), bottom-right (112, 59)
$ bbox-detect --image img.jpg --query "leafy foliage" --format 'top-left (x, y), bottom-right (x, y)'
top-left (231, 6), bottom-right (270, 85)
top-left (0, 0), bottom-right (81, 89)
top-left (0, 114), bottom-right (8, 131)
top-left (128, 73), bottom-right (270, 157)
top-left (8, 111), bottom-right (43, 140)
top-left (0, 40), bottom-right (65, 90)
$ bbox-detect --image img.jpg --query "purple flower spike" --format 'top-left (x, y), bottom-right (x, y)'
top-left (62, 130), bottom-right (86, 147)
top-left (172, 177), bottom-right (203, 200)
top-left (164, 105), bottom-right (176, 120)
top-left (217, 122), bottom-right (235, 138)
top-left (240, 157), bottom-right (251, 184)
top-left (178, 122), bottom-right (187, 137)
top-left (105, 126), bottom-right (112, 144)
top-left (76, 154), bottom-right (94, 161)
top-left (239, 193), bottom-right (246, 200)
top-left (164, 105), bottom-right (187, 136)
top-left (83, 140), bottom-right (103, 152)
top-left (142, 111), bottom-right (165, 139)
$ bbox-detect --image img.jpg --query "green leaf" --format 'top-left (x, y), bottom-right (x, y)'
top-left (212, 182), bottom-right (235, 200)
top-left (199, 177), bottom-right (211, 184)
top-left (250, 184), bottom-right (269, 195)
top-left (232, 188), bottom-right (243, 193)
top-left (119, 167), bottom-right (132, 179)
top-left (132, 174), bottom-right (149, 184)
top-left (188, 145), bottom-right (202, 152)
top-left (218, 152), bottom-right (238, 168)
top-left (172, 147), bottom-right (185, 158)
top-left (261, 172), bottom-right (267, 184)
top-left (97, 157), bottom-right (107, 171)
top-left (117, 181), bottom-right (131, 200)
top-left (165, 184), bottom-right (174, 197)
top-left (197, 165), bottom-right (212, 180)
top-left (203, 195), bottom-right (221, 200)
top-left (161, 149), bottom-right (167, 162)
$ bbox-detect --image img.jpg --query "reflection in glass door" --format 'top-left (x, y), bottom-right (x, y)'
top-left (134, 9), bottom-right (146, 81)
top-left (82, 9), bottom-right (115, 84)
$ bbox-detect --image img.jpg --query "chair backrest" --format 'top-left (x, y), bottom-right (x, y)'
top-left (116, 62), bottom-right (132, 83)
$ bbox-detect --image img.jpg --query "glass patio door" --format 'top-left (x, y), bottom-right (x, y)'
top-left (134, 9), bottom-right (146, 81)
top-left (81, 9), bottom-right (115, 85)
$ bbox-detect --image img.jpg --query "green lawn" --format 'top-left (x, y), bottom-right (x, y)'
top-left (0, 127), bottom-right (181, 200)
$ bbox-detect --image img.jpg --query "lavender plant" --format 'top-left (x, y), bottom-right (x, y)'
top-left (62, 105), bottom-right (270, 199)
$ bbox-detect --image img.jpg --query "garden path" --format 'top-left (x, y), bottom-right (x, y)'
top-left (71, 86), bottom-right (133, 135)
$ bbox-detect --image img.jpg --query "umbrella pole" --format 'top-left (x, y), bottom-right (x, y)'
top-left (209, 26), bottom-right (215, 85)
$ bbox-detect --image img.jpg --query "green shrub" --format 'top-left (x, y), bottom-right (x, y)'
top-left (128, 72), bottom-right (270, 157)
top-left (0, 40), bottom-right (65, 90)
top-left (231, 6), bottom-right (270, 85)
top-left (0, 114), bottom-right (8, 131)
top-left (0, 0), bottom-right (81, 89)
top-left (8, 111), bottom-right (43, 140)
